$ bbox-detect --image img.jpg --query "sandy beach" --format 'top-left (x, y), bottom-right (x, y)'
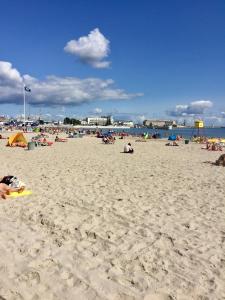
top-left (0, 134), bottom-right (224, 300)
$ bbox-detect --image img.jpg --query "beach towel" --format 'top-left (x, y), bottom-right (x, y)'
top-left (9, 190), bottom-right (32, 198)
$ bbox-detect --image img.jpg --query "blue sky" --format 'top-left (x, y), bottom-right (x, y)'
top-left (0, 0), bottom-right (225, 124)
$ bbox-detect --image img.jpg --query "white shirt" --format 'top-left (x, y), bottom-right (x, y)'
top-left (124, 144), bottom-right (132, 152)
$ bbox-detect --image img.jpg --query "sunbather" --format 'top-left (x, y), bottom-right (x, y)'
top-left (165, 141), bottom-right (179, 146)
top-left (55, 136), bottom-right (67, 142)
top-left (0, 176), bottom-right (25, 199)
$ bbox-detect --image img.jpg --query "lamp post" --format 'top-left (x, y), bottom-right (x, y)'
top-left (23, 84), bottom-right (26, 126)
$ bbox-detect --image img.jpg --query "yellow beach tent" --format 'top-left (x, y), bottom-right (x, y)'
top-left (7, 132), bottom-right (28, 146)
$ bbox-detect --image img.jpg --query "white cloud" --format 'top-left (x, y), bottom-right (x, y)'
top-left (136, 115), bottom-right (146, 123)
top-left (0, 61), bottom-right (142, 106)
top-left (167, 100), bottom-right (213, 117)
top-left (112, 112), bottom-right (146, 124)
top-left (0, 61), bottom-right (22, 84)
top-left (221, 112), bottom-right (225, 118)
top-left (64, 28), bottom-right (110, 68)
top-left (203, 115), bottom-right (225, 126)
top-left (0, 62), bottom-right (23, 102)
top-left (93, 108), bottom-right (102, 114)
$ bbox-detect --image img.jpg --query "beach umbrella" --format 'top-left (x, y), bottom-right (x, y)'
top-left (168, 135), bottom-right (176, 141)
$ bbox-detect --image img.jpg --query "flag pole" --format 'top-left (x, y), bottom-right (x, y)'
top-left (23, 84), bottom-right (26, 126)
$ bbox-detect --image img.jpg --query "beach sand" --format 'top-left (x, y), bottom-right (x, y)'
top-left (0, 134), bottom-right (224, 300)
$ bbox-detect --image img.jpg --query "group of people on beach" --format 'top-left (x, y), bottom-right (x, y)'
top-left (204, 142), bottom-right (223, 151)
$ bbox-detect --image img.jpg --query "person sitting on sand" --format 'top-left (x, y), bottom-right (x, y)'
top-left (215, 154), bottom-right (225, 166)
top-left (124, 143), bottom-right (134, 153)
top-left (206, 142), bottom-right (211, 150)
top-left (211, 143), bottom-right (217, 151)
top-left (0, 176), bottom-right (25, 199)
top-left (102, 136), bottom-right (108, 144)
top-left (108, 136), bottom-right (115, 144)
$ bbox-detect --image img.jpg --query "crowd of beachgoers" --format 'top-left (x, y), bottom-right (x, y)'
top-left (1, 125), bottom-right (225, 150)
top-left (0, 126), bottom-right (225, 200)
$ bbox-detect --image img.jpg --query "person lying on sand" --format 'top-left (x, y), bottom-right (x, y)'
top-left (55, 136), bottom-right (67, 142)
top-left (124, 143), bottom-right (134, 153)
top-left (0, 176), bottom-right (25, 199)
top-left (165, 141), bottom-right (179, 146)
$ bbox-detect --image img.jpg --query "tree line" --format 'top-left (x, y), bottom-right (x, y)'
top-left (63, 117), bottom-right (81, 125)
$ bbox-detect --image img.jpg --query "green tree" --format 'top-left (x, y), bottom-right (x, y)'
top-left (71, 118), bottom-right (81, 125)
top-left (64, 117), bottom-right (71, 124)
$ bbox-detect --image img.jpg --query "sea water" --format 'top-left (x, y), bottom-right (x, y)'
top-left (101, 127), bottom-right (225, 138)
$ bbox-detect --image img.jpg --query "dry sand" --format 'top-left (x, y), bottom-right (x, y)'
top-left (0, 133), bottom-right (224, 300)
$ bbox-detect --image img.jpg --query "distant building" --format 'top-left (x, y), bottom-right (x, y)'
top-left (114, 120), bottom-right (134, 127)
top-left (53, 121), bottom-right (63, 125)
top-left (122, 121), bottom-right (134, 127)
top-left (143, 119), bottom-right (177, 128)
top-left (108, 115), bottom-right (114, 125)
top-left (0, 116), bottom-right (8, 123)
top-left (80, 120), bottom-right (88, 125)
top-left (86, 116), bottom-right (113, 126)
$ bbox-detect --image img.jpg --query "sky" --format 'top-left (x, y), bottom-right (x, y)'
top-left (0, 0), bottom-right (225, 124)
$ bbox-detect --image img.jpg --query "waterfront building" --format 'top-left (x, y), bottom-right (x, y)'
top-left (86, 115), bottom-right (113, 126)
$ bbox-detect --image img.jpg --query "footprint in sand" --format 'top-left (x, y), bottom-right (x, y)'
top-left (17, 269), bottom-right (41, 286)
